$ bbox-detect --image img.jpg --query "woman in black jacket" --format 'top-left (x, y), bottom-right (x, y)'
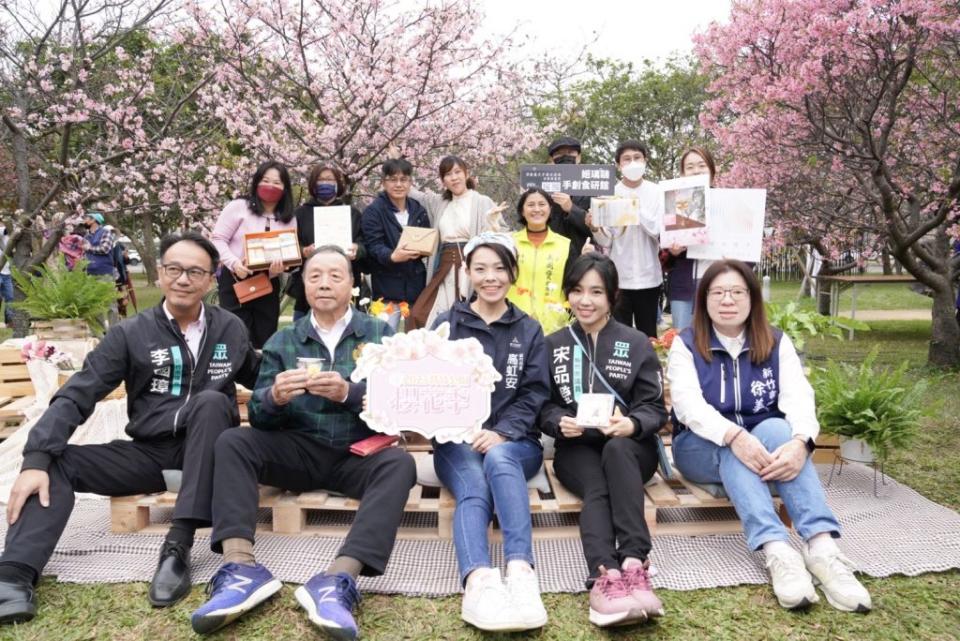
top-left (539, 253), bottom-right (667, 627)
top-left (288, 164), bottom-right (367, 320)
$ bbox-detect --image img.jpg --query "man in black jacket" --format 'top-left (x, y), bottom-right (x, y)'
top-left (546, 136), bottom-right (596, 262)
top-left (0, 232), bottom-right (260, 624)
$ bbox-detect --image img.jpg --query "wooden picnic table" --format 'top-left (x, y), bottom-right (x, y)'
top-left (817, 274), bottom-right (916, 338)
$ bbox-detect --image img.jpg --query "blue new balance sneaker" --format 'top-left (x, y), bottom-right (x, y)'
top-left (190, 562), bottom-right (283, 634)
top-left (294, 572), bottom-right (362, 640)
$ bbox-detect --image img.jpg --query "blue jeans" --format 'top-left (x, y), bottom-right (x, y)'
top-left (672, 418), bottom-right (840, 550)
top-left (670, 299), bottom-right (693, 330)
top-left (0, 274), bottom-right (12, 324)
top-left (434, 438), bottom-right (543, 585)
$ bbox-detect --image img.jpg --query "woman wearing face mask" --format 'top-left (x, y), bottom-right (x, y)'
top-left (662, 148), bottom-right (718, 330)
top-left (288, 164), bottom-right (366, 321)
top-left (406, 155), bottom-right (508, 330)
top-left (212, 160), bottom-right (297, 348)
top-left (591, 140), bottom-right (663, 339)
top-left (431, 233), bottom-right (551, 633)
top-left (539, 253), bottom-right (666, 627)
top-left (509, 188), bottom-right (570, 333)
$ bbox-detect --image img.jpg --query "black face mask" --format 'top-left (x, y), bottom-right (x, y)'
top-left (553, 154), bottom-right (577, 165)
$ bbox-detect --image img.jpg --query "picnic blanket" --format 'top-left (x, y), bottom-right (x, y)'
top-left (0, 463), bottom-right (958, 595)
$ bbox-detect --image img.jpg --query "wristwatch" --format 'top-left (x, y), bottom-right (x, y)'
top-left (793, 434), bottom-right (816, 454)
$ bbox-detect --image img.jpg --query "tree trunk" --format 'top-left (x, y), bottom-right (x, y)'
top-left (132, 209), bottom-right (159, 284)
top-left (881, 249), bottom-right (892, 275)
top-left (928, 283), bottom-right (960, 367)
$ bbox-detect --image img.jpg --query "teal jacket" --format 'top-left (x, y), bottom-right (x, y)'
top-left (249, 308), bottom-right (394, 449)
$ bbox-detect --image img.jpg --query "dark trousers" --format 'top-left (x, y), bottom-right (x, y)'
top-left (2, 391), bottom-right (238, 573)
top-left (613, 286), bottom-right (662, 338)
top-left (210, 429), bottom-right (416, 577)
top-left (218, 270), bottom-right (281, 349)
top-left (554, 437), bottom-right (659, 585)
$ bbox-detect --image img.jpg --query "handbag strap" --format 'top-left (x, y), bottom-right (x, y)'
top-left (566, 325), bottom-right (674, 479)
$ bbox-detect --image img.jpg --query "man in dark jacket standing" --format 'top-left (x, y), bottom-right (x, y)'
top-left (360, 158), bottom-right (431, 317)
top-left (546, 136), bottom-right (596, 262)
top-left (0, 232), bottom-right (260, 623)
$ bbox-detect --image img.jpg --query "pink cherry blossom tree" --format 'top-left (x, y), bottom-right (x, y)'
top-left (186, 0), bottom-right (541, 195)
top-left (696, 0), bottom-right (960, 367)
top-left (0, 0), bottom-right (243, 297)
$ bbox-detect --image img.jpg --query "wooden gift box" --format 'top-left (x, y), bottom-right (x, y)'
top-left (243, 229), bottom-right (302, 269)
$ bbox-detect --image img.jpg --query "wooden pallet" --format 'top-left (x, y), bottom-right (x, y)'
top-left (109, 450), bottom-right (790, 540)
top-left (0, 348), bottom-right (35, 437)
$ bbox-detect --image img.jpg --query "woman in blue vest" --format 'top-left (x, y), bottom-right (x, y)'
top-left (668, 259), bottom-right (871, 613)
top-left (432, 233), bottom-right (551, 633)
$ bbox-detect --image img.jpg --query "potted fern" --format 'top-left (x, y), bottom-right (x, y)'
top-left (12, 256), bottom-right (117, 337)
top-left (810, 348), bottom-right (926, 463)
top-left (766, 301), bottom-right (869, 355)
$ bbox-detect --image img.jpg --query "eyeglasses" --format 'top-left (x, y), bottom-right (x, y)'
top-left (161, 264), bottom-right (214, 282)
top-left (383, 176), bottom-right (411, 184)
top-left (707, 287), bottom-right (749, 301)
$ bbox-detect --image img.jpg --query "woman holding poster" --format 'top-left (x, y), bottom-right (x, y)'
top-left (406, 155), bottom-right (507, 330)
top-left (431, 233), bottom-right (551, 632)
top-left (663, 147), bottom-right (718, 330)
top-left (288, 164), bottom-right (366, 320)
top-left (668, 260), bottom-right (871, 613)
top-left (539, 253), bottom-right (667, 628)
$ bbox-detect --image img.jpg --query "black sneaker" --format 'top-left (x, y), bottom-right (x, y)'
top-left (148, 541), bottom-right (192, 607)
top-left (0, 579), bottom-right (36, 624)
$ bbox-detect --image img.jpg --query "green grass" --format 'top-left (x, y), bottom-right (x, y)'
top-left (3, 281), bottom-right (959, 640)
top-left (769, 280), bottom-right (933, 312)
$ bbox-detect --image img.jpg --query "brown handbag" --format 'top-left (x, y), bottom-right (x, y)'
top-left (232, 272), bottom-right (273, 304)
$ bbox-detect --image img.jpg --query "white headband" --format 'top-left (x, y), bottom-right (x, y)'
top-left (463, 232), bottom-right (517, 259)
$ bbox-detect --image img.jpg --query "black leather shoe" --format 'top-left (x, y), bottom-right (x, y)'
top-left (0, 579), bottom-right (36, 624)
top-left (148, 541), bottom-right (192, 607)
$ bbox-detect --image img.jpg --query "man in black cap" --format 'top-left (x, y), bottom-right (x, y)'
top-left (546, 136), bottom-right (595, 262)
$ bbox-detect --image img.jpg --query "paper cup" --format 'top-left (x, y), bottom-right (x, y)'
top-left (296, 357), bottom-right (328, 376)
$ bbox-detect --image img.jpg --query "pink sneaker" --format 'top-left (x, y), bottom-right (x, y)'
top-left (622, 561), bottom-right (664, 618)
top-left (588, 567), bottom-right (649, 628)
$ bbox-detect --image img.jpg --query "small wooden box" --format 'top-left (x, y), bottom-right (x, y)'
top-left (243, 230), bottom-right (302, 270)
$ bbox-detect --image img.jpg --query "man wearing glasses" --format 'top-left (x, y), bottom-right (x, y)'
top-left (0, 232), bottom-right (260, 624)
top-left (360, 158), bottom-right (431, 325)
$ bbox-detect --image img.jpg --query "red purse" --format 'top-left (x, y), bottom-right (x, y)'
top-left (232, 272), bottom-right (273, 304)
top-left (349, 434), bottom-right (400, 457)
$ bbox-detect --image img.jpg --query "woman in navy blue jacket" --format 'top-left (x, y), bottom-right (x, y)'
top-left (360, 158), bottom-right (431, 312)
top-left (432, 233), bottom-right (550, 633)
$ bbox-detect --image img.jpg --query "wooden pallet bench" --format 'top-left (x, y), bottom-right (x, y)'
top-left (108, 449), bottom-right (792, 540)
top-left (0, 348), bottom-right (35, 439)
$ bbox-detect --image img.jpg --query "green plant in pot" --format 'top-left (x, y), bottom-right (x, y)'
top-left (766, 301), bottom-right (870, 354)
top-left (12, 256), bottom-right (117, 336)
top-left (810, 348), bottom-right (926, 463)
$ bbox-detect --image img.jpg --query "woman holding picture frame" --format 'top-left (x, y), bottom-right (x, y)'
top-left (212, 160), bottom-right (298, 348)
top-left (288, 164), bottom-right (367, 321)
top-left (538, 252), bottom-right (667, 628)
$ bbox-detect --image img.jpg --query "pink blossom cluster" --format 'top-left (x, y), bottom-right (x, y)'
top-left (20, 340), bottom-right (74, 369)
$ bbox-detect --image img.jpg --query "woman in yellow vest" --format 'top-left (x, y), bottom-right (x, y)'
top-left (509, 188), bottom-right (571, 334)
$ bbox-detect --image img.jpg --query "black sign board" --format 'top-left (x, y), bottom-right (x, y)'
top-left (519, 164), bottom-right (617, 196)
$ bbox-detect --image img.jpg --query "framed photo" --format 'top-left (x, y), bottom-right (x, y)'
top-left (243, 229), bottom-right (302, 269)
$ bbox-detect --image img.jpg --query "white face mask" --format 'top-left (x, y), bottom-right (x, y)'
top-left (621, 161), bottom-right (646, 181)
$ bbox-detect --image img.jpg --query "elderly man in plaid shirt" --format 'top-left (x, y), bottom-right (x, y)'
top-left (191, 245), bottom-right (416, 639)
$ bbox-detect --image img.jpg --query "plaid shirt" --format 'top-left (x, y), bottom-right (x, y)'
top-left (248, 308), bottom-right (394, 449)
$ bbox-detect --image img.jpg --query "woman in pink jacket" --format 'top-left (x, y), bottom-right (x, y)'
top-left (212, 161), bottom-right (297, 348)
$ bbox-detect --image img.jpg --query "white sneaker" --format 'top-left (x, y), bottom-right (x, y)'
top-left (461, 569), bottom-right (523, 632)
top-left (765, 546), bottom-right (820, 610)
top-left (802, 544), bottom-right (872, 612)
top-left (505, 569), bottom-right (548, 629)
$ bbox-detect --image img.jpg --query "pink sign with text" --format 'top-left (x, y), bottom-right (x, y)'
top-left (351, 323), bottom-right (501, 443)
